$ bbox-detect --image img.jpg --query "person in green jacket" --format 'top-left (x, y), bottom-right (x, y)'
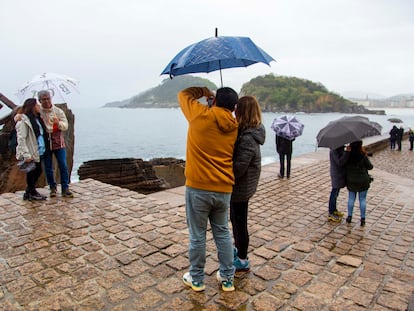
top-left (345, 140), bottom-right (373, 226)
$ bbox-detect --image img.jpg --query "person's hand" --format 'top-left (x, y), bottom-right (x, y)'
top-left (53, 117), bottom-right (59, 124)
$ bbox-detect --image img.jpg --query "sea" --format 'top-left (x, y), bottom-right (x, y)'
top-left (71, 107), bottom-right (414, 182)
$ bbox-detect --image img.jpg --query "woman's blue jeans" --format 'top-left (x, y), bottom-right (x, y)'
top-left (185, 186), bottom-right (234, 283)
top-left (42, 148), bottom-right (70, 191)
top-left (347, 190), bottom-right (368, 219)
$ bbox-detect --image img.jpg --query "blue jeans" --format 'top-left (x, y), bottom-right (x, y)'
top-left (185, 186), bottom-right (235, 283)
top-left (42, 148), bottom-right (70, 191)
top-left (347, 190), bottom-right (367, 219)
top-left (328, 188), bottom-right (341, 214)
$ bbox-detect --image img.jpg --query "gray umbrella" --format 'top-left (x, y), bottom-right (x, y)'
top-left (316, 116), bottom-right (382, 149)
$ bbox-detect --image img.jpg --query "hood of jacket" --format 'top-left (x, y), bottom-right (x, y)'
top-left (241, 123), bottom-right (266, 145)
top-left (211, 107), bottom-right (238, 133)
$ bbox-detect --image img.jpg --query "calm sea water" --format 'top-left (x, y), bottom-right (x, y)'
top-left (71, 107), bottom-right (414, 182)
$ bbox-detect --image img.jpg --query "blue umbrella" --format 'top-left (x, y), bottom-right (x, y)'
top-left (161, 29), bottom-right (275, 87)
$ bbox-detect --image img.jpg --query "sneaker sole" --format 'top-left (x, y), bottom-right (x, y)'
top-left (328, 218), bottom-right (341, 223)
top-left (235, 267), bottom-right (250, 272)
top-left (183, 277), bottom-right (205, 292)
top-left (216, 271), bottom-right (235, 292)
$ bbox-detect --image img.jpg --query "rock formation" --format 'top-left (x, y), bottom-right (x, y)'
top-left (77, 157), bottom-right (185, 194)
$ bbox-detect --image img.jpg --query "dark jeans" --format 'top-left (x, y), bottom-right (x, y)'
top-left (42, 148), bottom-right (70, 191)
top-left (410, 140), bottom-right (413, 150)
top-left (230, 200), bottom-right (249, 259)
top-left (328, 187), bottom-right (341, 214)
top-left (26, 162), bottom-right (42, 195)
top-left (279, 153), bottom-right (291, 178)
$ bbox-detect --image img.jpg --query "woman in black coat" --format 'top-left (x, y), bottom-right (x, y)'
top-left (231, 96), bottom-right (265, 272)
top-left (346, 140), bottom-right (373, 226)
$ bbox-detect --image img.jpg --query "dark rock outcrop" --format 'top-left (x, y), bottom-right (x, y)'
top-left (77, 157), bottom-right (185, 194)
top-left (0, 104), bottom-right (74, 194)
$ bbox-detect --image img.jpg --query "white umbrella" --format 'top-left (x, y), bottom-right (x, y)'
top-left (271, 115), bottom-right (304, 140)
top-left (16, 72), bottom-right (79, 104)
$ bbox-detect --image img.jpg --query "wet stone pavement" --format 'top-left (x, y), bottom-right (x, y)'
top-left (0, 139), bottom-right (414, 310)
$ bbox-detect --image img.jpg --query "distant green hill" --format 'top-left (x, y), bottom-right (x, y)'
top-left (104, 73), bottom-right (383, 114)
top-left (240, 74), bottom-right (375, 113)
top-left (103, 76), bottom-right (217, 108)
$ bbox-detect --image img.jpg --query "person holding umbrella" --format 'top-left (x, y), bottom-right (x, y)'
top-left (230, 96), bottom-right (265, 272)
top-left (276, 135), bottom-right (294, 179)
top-left (179, 86), bottom-right (238, 292)
top-left (345, 140), bottom-right (373, 226)
top-left (37, 90), bottom-right (74, 198)
top-left (328, 145), bottom-right (350, 222)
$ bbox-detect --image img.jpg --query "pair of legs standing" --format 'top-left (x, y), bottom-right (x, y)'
top-left (279, 152), bottom-right (291, 178)
top-left (230, 201), bottom-right (251, 271)
top-left (24, 162), bottom-right (46, 200)
top-left (42, 147), bottom-right (72, 196)
top-left (347, 190), bottom-right (367, 226)
top-left (184, 186), bottom-right (234, 291)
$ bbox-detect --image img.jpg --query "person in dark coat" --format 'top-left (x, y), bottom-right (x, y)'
top-left (230, 96), bottom-right (265, 272)
top-left (346, 140), bottom-right (373, 226)
top-left (275, 135), bottom-right (294, 178)
top-left (409, 128), bottom-right (414, 151)
top-left (389, 125), bottom-right (398, 150)
top-left (328, 145), bottom-right (350, 222)
top-left (396, 126), bottom-right (404, 151)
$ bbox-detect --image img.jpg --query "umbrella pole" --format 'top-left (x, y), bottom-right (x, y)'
top-left (219, 67), bottom-right (223, 88)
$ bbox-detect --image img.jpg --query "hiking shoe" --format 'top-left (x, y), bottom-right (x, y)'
top-left (361, 218), bottom-right (366, 226)
top-left (328, 214), bottom-right (341, 223)
top-left (62, 189), bottom-right (74, 198)
top-left (28, 193), bottom-right (47, 201)
top-left (346, 216), bottom-right (352, 224)
top-left (23, 192), bottom-right (30, 200)
top-left (216, 271), bottom-right (235, 292)
top-left (278, 174), bottom-right (284, 179)
top-left (234, 257), bottom-right (250, 272)
top-left (49, 187), bottom-right (57, 198)
top-left (333, 210), bottom-right (344, 217)
top-left (182, 272), bottom-right (205, 292)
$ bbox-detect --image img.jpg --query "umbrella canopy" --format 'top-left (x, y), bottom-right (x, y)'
top-left (161, 31), bottom-right (275, 87)
top-left (16, 72), bottom-right (79, 104)
top-left (316, 116), bottom-right (382, 149)
top-left (271, 115), bottom-right (304, 140)
top-left (387, 117), bottom-right (403, 123)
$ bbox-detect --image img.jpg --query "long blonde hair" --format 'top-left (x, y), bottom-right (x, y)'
top-left (235, 96), bottom-right (262, 130)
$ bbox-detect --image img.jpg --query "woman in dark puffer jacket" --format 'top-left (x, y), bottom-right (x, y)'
top-left (346, 140), bottom-right (373, 226)
top-left (230, 96), bottom-right (265, 272)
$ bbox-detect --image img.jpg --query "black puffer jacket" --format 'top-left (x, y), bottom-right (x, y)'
top-left (346, 153), bottom-right (373, 192)
top-left (231, 123), bottom-right (266, 202)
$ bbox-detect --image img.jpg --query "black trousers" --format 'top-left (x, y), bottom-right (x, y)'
top-left (279, 153), bottom-right (292, 178)
top-left (25, 162), bottom-right (42, 195)
top-left (230, 200), bottom-right (249, 259)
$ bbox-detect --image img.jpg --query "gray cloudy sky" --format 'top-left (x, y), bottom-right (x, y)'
top-left (1, 0), bottom-right (413, 109)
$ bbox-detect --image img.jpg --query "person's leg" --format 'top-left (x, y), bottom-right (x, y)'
top-left (209, 191), bottom-right (234, 280)
top-left (279, 153), bottom-right (285, 177)
top-left (358, 190), bottom-right (368, 219)
top-left (54, 148), bottom-right (70, 191)
top-left (32, 162), bottom-right (43, 193)
top-left (286, 153), bottom-right (292, 178)
top-left (42, 150), bottom-right (56, 189)
top-left (328, 188), bottom-right (340, 214)
top-left (230, 201), bottom-right (249, 259)
top-left (185, 187), bottom-right (210, 284)
top-left (347, 191), bottom-right (356, 217)
top-left (410, 140), bottom-right (413, 150)
top-left (25, 168), bottom-right (36, 195)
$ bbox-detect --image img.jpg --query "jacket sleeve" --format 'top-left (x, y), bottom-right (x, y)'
top-left (333, 149), bottom-right (350, 167)
top-left (55, 107), bottom-right (69, 132)
top-left (15, 121), bottom-right (31, 160)
top-left (233, 135), bottom-right (256, 179)
top-left (364, 156), bottom-right (374, 170)
top-left (177, 87), bottom-right (211, 121)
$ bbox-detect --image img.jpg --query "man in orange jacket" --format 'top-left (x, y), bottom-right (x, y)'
top-left (179, 86), bottom-right (238, 292)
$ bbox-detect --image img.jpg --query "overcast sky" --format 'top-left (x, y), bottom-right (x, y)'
top-left (1, 0), bottom-right (413, 110)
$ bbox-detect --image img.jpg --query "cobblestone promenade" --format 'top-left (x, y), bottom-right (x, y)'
top-left (1, 139), bottom-right (413, 310)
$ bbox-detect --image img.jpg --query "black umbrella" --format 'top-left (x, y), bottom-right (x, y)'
top-left (317, 116), bottom-right (382, 149)
top-left (387, 118), bottom-right (403, 123)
